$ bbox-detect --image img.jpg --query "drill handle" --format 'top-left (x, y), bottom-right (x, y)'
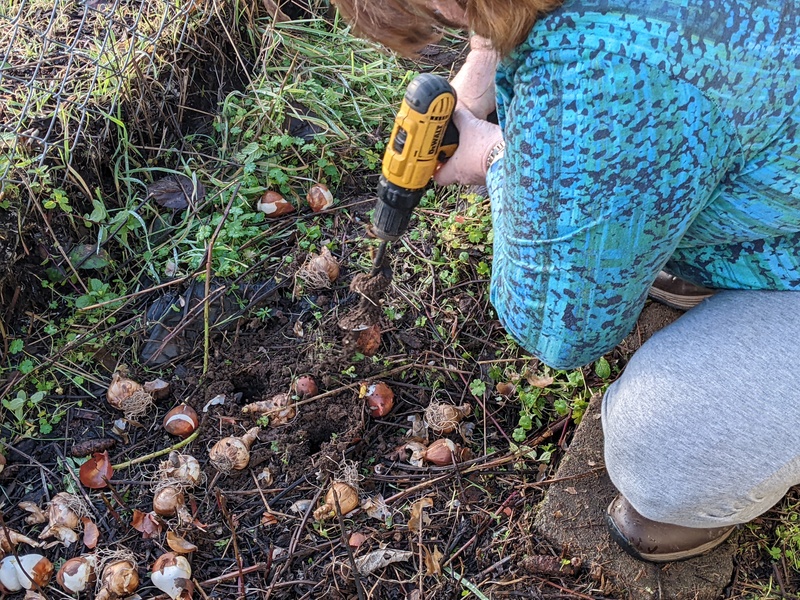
top-left (438, 120), bottom-right (459, 161)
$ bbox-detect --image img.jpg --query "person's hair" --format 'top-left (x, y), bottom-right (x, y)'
top-left (331, 0), bottom-right (562, 57)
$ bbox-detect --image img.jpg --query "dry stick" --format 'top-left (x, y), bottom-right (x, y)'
top-left (457, 370), bottom-right (514, 447)
top-left (191, 579), bottom-right (212, 600)
top-left (418, 500), bottom-right (424, 600)
top-left (384, 418), bottom-right (572, 505)
top-left (0, 441), bottom-right (60, 483)
top-left (442, 492), bottom-right (520, 571)
top-left (216, 489), bottom-right (246, 599)
top-left (79, 274), bottom-right (194, 310)
top-left (198, 563), bottom-right (269, 587)
top-left (266, 485), bottom-right (324, 598)
top-left (529, 575), bottom-right (601, 600)
top-left (250, 363), bottom-right (417, 420)
top-left (333, 487), bottom-right (366, 600)
top-left (113, 427), bottom-right (201, 470)
top-left (476, 555), bottom-right (515, 579)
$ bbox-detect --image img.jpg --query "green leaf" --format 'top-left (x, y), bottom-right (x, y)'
top-left (594, 357), bottom-right (611, 379)
top-left (567, 370), bottom-right (584, 387)
top-left (2, 395), bottom-right (26, 412)
top-left (554, 398), bottom-right (569, 416)
top-left (512, 428), bottom-right (527, 442)
top-left (75, 294), bottom-right (92, 309)
top-left (9, 339), bottom-right (23, 354)
top-left (68, 245), bottom-right (111, 270)
top-left (84, 199), bottom-right (108, 223)
top-left (469, 379), bottom-right (486, 397)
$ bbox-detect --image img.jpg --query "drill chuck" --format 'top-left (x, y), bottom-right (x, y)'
top-left (372, 178), bottom-right (424, 241)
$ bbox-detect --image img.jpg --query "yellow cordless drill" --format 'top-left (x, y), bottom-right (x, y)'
top-left (370, 73), bottom-right (459, 275)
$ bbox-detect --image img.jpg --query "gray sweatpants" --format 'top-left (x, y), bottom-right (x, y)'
top-left (602, 291), bottom-right (800, 528)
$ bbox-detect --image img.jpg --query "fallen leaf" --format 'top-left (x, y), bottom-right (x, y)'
top-left (526, 374), bottom-right (554, 388)
top-left (131, 510), bottom-right (163, 539)
top-left (147, 174), bottom-right (205, 210)
top-left (354, 549), bottom-right (413, 576)
top-left (406, 414), bottom-right (427, 440)
top-left (565, 486), bottom-right (578, 495)
top-left (260, 512), bottom-right (278, 527)
top-left (402, 442), bottom-right (427, 467)
top-left (167, 531), bottom-right (198, 554)
top-left (423, 545), bottom-right (444, 575)
top-left (257, 467), bottom-right (275, 486)
top-left (81, 517), bottom-right (99, 549)
top-left (293, 319), bottom-right (304, 338)
top-left (361, 495), bottom-right (391, 521)
top-left (17, 501), bottom-right (47, 525)
top-left (289, 499), bottom-right (314, 514)
top-left (192, 518), bottom-right (209, 531)
top-left (408, 497), bottom-right (433, 534)
top-left (68, 244), bottom-right (111, 270)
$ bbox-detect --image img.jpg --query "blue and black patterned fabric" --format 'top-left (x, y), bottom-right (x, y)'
top-left (486, 0), bottom-right (800, 369)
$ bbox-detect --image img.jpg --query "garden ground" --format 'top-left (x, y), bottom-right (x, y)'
top-left (0, 1), bottom-right (798, 598)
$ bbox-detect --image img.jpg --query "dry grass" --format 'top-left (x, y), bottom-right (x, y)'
top-left (0, 0), bottom-right (225, 200)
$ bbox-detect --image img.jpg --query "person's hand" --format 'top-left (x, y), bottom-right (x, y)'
top-left (450, 36), bottom-right (499, 120)
top-left (434, 107), bottom-right (504, 187)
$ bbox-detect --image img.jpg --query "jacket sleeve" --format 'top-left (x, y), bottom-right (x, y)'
top-left (486, 51), bottom-right (737, 369)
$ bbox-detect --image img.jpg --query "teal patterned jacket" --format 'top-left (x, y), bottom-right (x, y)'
top-left (485, 0), bottom-right (800, 369)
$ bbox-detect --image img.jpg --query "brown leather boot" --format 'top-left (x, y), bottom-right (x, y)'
top-left (606, 495), bottom-right (735, 563)
top-left (648, 271), bottom-right (715, 310)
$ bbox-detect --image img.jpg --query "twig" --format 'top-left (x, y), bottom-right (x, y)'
top-left (529, 575), bottom-right (601, 600)
top-left (79, 274), bottom-right (194, 310)
top-left (333, 486), bottom-right (366, 600)
top-left (383, 418), bottom-right (572, 505)
top-left (266, 485), bottom-right (324, 596)
top-left (215, 489), bottom-right (245, 598)
top-left (199, 563), bottom-right (269, 586)
top-left (113, 428), bottom-right (200, 470)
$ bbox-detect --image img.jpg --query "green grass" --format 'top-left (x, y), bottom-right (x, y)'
top-left (0, 0), bottom-right (205, 201)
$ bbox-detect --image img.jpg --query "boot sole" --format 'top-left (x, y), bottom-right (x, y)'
top-left (647, 287), bottom-right (714, 311)
top-left (605, 512), bottom-right (735, 563)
